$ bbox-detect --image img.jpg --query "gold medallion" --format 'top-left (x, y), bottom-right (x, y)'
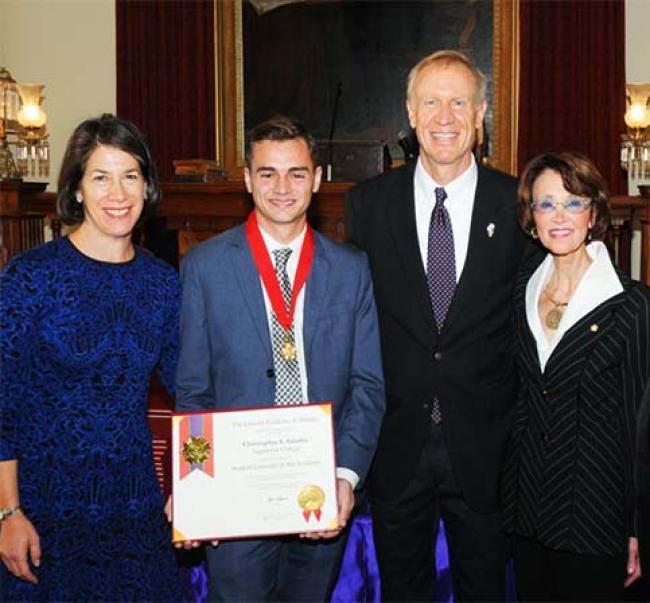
top-left (182, 435), bottom-right (211, 464)
top-left (281, 332), bottom-right (297, 361)
top-left (543, 289), bottom-right (568, 330)
top-left (545, 307), bottom-right (563, 330)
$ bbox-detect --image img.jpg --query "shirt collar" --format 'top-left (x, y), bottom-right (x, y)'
top-left (526, 240), bottom-right (623, 354)
top-left (414, 154), bottom-right (477, 203)
top-left (259, 225), bottom-right (306, 259)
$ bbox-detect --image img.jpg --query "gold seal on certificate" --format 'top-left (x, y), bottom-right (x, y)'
top-left (182, 435), bottom-right (211, 464)
top-left (297, 485), bottom-right (325, 521)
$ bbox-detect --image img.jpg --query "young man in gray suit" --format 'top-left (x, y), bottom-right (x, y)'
top-left (175, 116), bottom-right (385, 601)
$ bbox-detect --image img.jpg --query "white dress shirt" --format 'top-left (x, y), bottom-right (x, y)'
top-left (259, 225), bottom-right (359, 488)
top-left (525, 241), bottom-right (624, 372)
top-left (414, 155), bottom-right (478, 281)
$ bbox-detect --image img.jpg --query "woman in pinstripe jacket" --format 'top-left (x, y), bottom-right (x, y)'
top-left (503, 151), bottom-right (650, 601)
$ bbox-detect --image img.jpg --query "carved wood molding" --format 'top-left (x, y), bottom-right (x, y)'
top-left (491, 0), bottom-right (519, 176)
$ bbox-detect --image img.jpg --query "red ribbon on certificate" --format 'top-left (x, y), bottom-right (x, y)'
top-left (245, 211), bottom-right (314, 329)
top-left (298, 485), bottom-right (325, 523)
top-left (179, 414), bottom-right (214, 480)
top-left (302, 509), bottom-right (322, 522)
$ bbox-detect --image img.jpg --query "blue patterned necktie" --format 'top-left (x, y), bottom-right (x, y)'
top-left (271, 248), bottom-right (303, 405)
top-left (427, 187), bottom-right (456, 330)
top-left (426, 187), bottom-right (456, 424)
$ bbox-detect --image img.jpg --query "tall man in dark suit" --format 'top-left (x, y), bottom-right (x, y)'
top-left (345, 50), bottom-right (527, 601)
top-left (176, 116), bottom-right (385, 601)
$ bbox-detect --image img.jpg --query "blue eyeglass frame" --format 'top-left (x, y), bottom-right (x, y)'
top-left (530, 197), bottom-right (592, 214)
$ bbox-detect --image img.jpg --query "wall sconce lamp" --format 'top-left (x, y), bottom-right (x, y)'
top-left (0, 67), bottom-right (49, 181)
top-left (621, 83), bottom-right (650, 180)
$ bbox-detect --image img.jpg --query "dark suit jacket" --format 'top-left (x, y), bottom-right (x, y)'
top-left (637, 381), bottom-right (650, 574)
top-left (345, 162), bottom-right (527, 512)
top-left (175, 225), bottom-right (385, 484)
top-left (503, 254), bottom-right (650, 555)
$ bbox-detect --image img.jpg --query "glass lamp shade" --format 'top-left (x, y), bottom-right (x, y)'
top-left (17, 103), bottom-right (46, 129)
top-left (16, 84), bottom-right (46, 129)
top-left (625, 84), bottom-right (650, 129)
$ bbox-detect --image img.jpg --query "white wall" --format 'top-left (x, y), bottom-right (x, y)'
top-left (0, 0), bottom-right (116, 191)
top-left (625, 0), bottom-right (650, 279)
top-left (626, 0), bottom-right (650, 83)
top-left (626, 0), bottom-right (650, 195)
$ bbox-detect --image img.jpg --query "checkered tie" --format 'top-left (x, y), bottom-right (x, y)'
top-left (427, 187), bottom-right (456, 424)
top-left (271, 248), bottom-right (303, 405)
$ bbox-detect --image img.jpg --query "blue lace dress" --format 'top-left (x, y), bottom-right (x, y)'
top-left (0, 237), bottom-right (184, 601)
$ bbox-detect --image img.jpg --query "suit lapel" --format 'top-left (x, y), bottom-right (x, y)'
top-left (544, 293), bottom-right (625, 382)
top-left (303, 233), bottom-right (329, 359)
top-left (517, 257), bottom-right (544, 377)
top-left (544, 283), bottom-right (627, 377)
top-left (387, 166), bottom-right (437, 345)
top-left (229, 229), bottom-right (273, 362)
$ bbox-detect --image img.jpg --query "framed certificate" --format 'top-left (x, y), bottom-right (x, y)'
top-left (171, 403), bottom-right (338, 541)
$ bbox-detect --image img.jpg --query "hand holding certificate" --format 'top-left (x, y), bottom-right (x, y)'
top-left (171, 403), bottom-right (339, 542)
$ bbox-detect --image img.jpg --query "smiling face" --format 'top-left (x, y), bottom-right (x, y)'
top-left (244, 138), bottom-right (322, 243)
top-left (407, 61), bottom-right (486, 184)
top-left (532, 169), bottom-right (593, 257)
top-left (75, 144), bottom-right (145, 244)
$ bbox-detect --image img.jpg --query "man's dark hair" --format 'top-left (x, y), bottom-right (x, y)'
top-left (245, 115), bottom-right (317, 167)
top-left (57, 113), bottom-right (160, 225)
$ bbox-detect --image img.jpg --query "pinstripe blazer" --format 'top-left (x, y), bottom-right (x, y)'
top-left (503, 253), bottom-right (650, 556)
top-left (637, 378), bottom-right (650, 573)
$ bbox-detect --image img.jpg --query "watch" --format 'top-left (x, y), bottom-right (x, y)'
top-left (0, 505), bottom-right (23, 522)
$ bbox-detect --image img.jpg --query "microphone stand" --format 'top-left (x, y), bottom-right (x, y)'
top-left (326, 82), bottom-right (342, 182)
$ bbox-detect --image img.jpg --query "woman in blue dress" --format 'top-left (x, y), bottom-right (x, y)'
top-left (0, 114), bottom-right (184, 600)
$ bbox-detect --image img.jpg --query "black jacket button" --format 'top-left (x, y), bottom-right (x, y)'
top-left (266, 368), bottom-right (274, 378)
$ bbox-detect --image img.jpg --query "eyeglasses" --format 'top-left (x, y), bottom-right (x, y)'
top-left (530, 197), bottom-right (592, 214)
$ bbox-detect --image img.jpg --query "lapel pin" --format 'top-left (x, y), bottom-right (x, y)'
top-left (590, 324), bottom-right (599, 332)
top-left (487, 223), bottom-right (495, 238)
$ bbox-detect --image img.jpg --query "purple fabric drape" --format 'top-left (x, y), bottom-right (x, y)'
top-left (179, 509), bottom-right (455, 602)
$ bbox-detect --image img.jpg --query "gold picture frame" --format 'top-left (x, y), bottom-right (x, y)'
top-left (215, 0), bottom-right (519, 179)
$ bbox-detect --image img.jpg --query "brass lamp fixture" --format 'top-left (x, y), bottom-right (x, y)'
top-left (0, 67), bottom-right (21, 180)
top-left (621, 83), bottom-right (650, 180)
top-left (0, 67), bottom-right (49, 180)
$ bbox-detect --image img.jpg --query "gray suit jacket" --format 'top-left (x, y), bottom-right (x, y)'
top-left (175, 224), bottom-right (385, 483)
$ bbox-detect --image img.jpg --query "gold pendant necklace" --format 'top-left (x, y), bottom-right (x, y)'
top-left (544, 291), bottom-right (568, 330)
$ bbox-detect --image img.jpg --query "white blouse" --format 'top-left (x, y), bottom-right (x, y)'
top-left (525, 241), bottom-right (624, 372)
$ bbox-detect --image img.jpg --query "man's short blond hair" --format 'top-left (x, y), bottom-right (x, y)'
top-left (406, 50), bottom-right (488, 104)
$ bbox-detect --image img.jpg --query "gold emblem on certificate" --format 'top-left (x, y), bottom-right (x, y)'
top-left (182, 435), bottom-right (211, 464)
top-left (298, 485), bottom-right (325, 521)
top-left (281, 332), bottom-right (297, 361)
